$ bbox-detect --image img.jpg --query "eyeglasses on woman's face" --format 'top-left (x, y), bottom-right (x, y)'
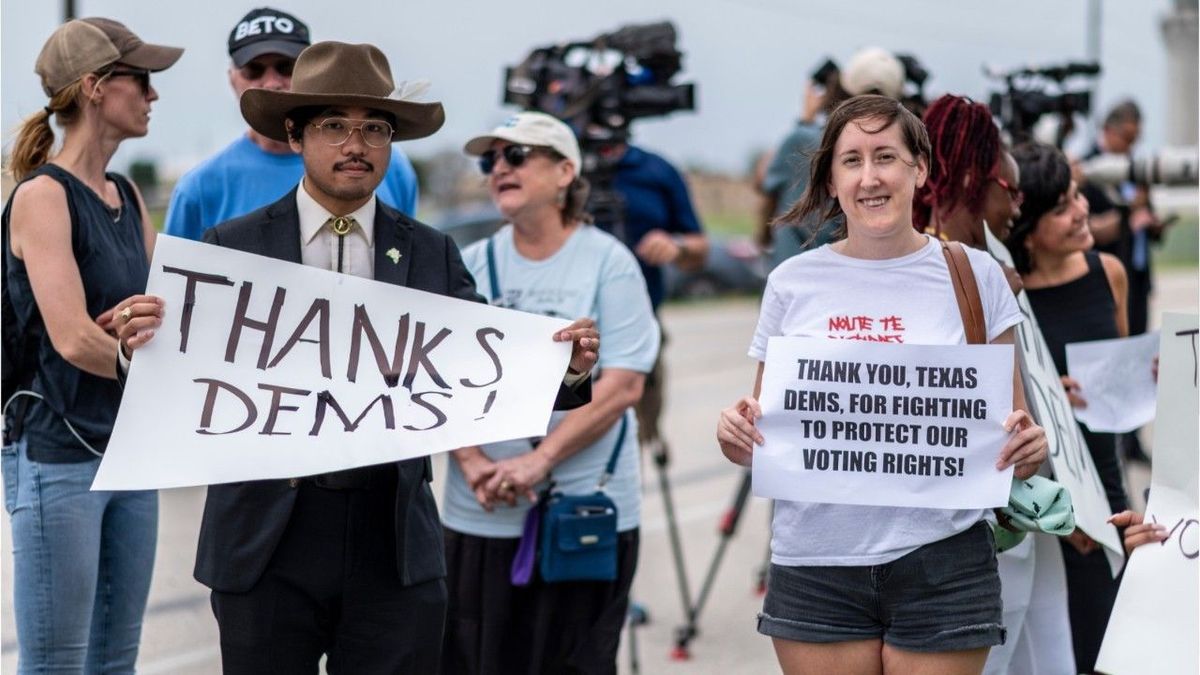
top-left (989, 175), bottom-right (1024, 208)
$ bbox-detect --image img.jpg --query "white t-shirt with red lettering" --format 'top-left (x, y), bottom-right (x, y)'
top-left (749, 235), bottom-right (1023, 566)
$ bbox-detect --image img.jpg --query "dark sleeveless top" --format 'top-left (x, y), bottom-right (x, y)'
top-left (4, 164), bottom-right (149, 462)
top-left (1025, 251), bottom-right (1128, 512)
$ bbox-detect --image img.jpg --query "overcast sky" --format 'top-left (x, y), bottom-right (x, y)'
top-left (1, 0), bottom-right (1180, 177)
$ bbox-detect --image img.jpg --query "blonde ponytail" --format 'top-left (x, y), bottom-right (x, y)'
top-left (9, 81), bottom-right (84, 181)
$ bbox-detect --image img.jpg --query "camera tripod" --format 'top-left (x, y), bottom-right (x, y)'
top-left (669, 467), bottom-right (770, 660)
top-left (625, 460), bottom-right (771, 670)
top-left (625, 436), bottom-right (694, 674)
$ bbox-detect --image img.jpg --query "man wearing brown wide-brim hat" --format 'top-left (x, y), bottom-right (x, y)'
top-left (185, 40), bottom-right (597, 673)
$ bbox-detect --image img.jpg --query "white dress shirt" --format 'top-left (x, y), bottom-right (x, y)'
top-left (296, 178), bottom-right (376, 279)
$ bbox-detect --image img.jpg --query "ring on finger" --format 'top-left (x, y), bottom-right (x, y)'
top-left (500, 480), bottom-right (512, 492)
top-left (120, 306), bottom-right (133, 322)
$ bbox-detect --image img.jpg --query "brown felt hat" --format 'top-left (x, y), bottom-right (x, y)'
top-left (35, 18), bottom-right (183, 97)
top-left (240, 41), bottom-right (445, 143)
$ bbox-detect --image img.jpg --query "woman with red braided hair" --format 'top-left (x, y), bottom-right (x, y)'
top-left (917, 95), bottom-right (1077, 675)
top-left (914, 95), bottom-right (1023, 253)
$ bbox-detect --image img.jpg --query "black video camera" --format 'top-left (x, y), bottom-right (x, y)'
top-left (501, 21), bottom-right (696, 230)
top-left (986, 61), bottom-right (1101, 148)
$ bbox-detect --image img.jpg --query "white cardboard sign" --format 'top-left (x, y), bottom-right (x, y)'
top-left (752, 337), bottom-right (1014, 509)
top-left (1097, 314), bottom-right (1199, 675)
top-left (1066, 331), bottom-right (1159, 433)
top-left (93, 236), bottom-right (572, 490)
top-left (985, 229), bottom-right (1124, 574)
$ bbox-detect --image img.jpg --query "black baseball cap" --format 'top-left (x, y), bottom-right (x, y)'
top-left (227, 8), bottom-right (310, 67)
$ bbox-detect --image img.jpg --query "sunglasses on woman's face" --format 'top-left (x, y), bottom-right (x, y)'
top-left (105, 68), bottom-right (152, 95)
top-left (479, 145), bottom-right (538, 175)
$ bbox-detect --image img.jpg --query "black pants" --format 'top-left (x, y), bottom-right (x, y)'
top-left (441, 528), bottom-right (639, 675)
top-left (211, 471), bottom-right (447, 674)
top-left (1127, 266), bottom-right (1152, 337)
top-left (1060, 542), bottom-right (1120, 674)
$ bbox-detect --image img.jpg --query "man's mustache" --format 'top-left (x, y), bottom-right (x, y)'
top-left (334, 159), bottom-right (375, 171)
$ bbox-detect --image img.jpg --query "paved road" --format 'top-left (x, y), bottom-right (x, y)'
top-left (2, 269), bottom-right (1195, 674)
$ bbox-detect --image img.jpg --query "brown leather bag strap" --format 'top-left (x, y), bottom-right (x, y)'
top-left (941, 241), bottom-right (987, 345)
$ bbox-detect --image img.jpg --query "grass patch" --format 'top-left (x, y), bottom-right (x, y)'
top-left (1154, 214), bottom-right (1198, 268)
top-left (149, 208), bottom-right (166, 232)
top-left (702, 211), bottom-right (756, 237)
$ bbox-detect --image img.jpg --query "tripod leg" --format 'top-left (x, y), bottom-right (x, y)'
top-left (650, 439), bottom-right (694, 624)
top-left (672, 468), bottom-right (755, 660)
top-left (626, 604), bottom-right (641, 675)
top-left (756, 500), bottom-right (774, 595)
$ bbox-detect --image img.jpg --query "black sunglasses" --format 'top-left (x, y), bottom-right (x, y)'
top-left (104, 68), bottom-right (152, 95)
top-left (240, 59), bottom-right (295, 80)
top-left (479, 145), bottom-right (541, 175)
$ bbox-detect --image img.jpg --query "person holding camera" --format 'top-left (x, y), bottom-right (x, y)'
top-left (1005, 142), bottom-right (1130, 675)
top-left (760, 47), bottom-right (904, 268)
top-left (443, 112), bottom-right (659, 674)
top-left (603, 140), bottom-right (706, 447)
top-left (3, 18), bottom-right (180, 672)
top-left (1079, 99), bottom-right (1162, 466)
top-left (1082, 100), bottom-right (1163, 337)
top-left (718, 95), bottom-right (1046, 675)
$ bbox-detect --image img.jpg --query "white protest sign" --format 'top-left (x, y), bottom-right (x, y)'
top-left (752, 337), bottom-right (1013, 509)
top-left (1066, 332), bottom-right (1159, 433)
top-left (985, 229), bottom-right (1124, 574)
top-left (93, 236), bottom-right (572, 490)
top-left (1097, 314), bottom-right (1199, 675)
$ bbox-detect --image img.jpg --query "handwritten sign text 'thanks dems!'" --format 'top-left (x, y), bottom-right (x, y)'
top-left (753, 337), bottom-right (1014, 509)
top-left (93, 236), bottom-right (572, 491)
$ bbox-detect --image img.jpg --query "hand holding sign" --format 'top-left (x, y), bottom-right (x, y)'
top-left (1107, 510), bottom-right (1169, 556)
top-left (556, 317), bottom-right (599, 375)
top-left (717, 394), bottom-right (763, 467)
top-left (998, 409), bottom-right (1048, 480)
top-left (111, 294), bottom-right (166, 356)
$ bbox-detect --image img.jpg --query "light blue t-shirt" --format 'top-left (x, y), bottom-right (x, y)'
top-left (442, 224), bottom-right (661, 538)
top-left (163, 134), bottom-right (419, 240)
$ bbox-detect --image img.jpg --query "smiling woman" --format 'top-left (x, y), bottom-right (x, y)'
top-left (717, 95), bottom-right (1049, 675)
top-left (1004, 142), bottom-right (1130, 674)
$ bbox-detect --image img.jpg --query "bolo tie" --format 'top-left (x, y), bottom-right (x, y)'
top-left (329, 216), bottom-right (357, 273)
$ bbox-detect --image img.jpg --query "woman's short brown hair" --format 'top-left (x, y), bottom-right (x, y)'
top-left (775, 95), bottom-right (931, 241)
top-left (534, 146), bottom-right (592, 226)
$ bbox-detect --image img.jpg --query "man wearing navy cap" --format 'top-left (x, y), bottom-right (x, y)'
top-left (163, 8), bottom-right (420, 241)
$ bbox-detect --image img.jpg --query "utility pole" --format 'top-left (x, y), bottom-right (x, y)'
top-left (1161, 0), bottom-right (1199, 145)
top-left (1085, 0), bottom-right (1102, 134)
top-left (64, 0), bottom-right (76, 21)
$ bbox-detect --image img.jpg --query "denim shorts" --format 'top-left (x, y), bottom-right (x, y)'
top-left (758, 522), bottom-right (1004, 652)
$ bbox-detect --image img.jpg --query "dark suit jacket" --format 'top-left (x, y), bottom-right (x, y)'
top-left (192, 189), bottom-right (589, 593)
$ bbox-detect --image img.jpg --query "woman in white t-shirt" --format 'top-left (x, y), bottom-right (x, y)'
top-left (716, 95), bottom-right (1048, 675)
top-left (440, 112), bottom-right (660, 674)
